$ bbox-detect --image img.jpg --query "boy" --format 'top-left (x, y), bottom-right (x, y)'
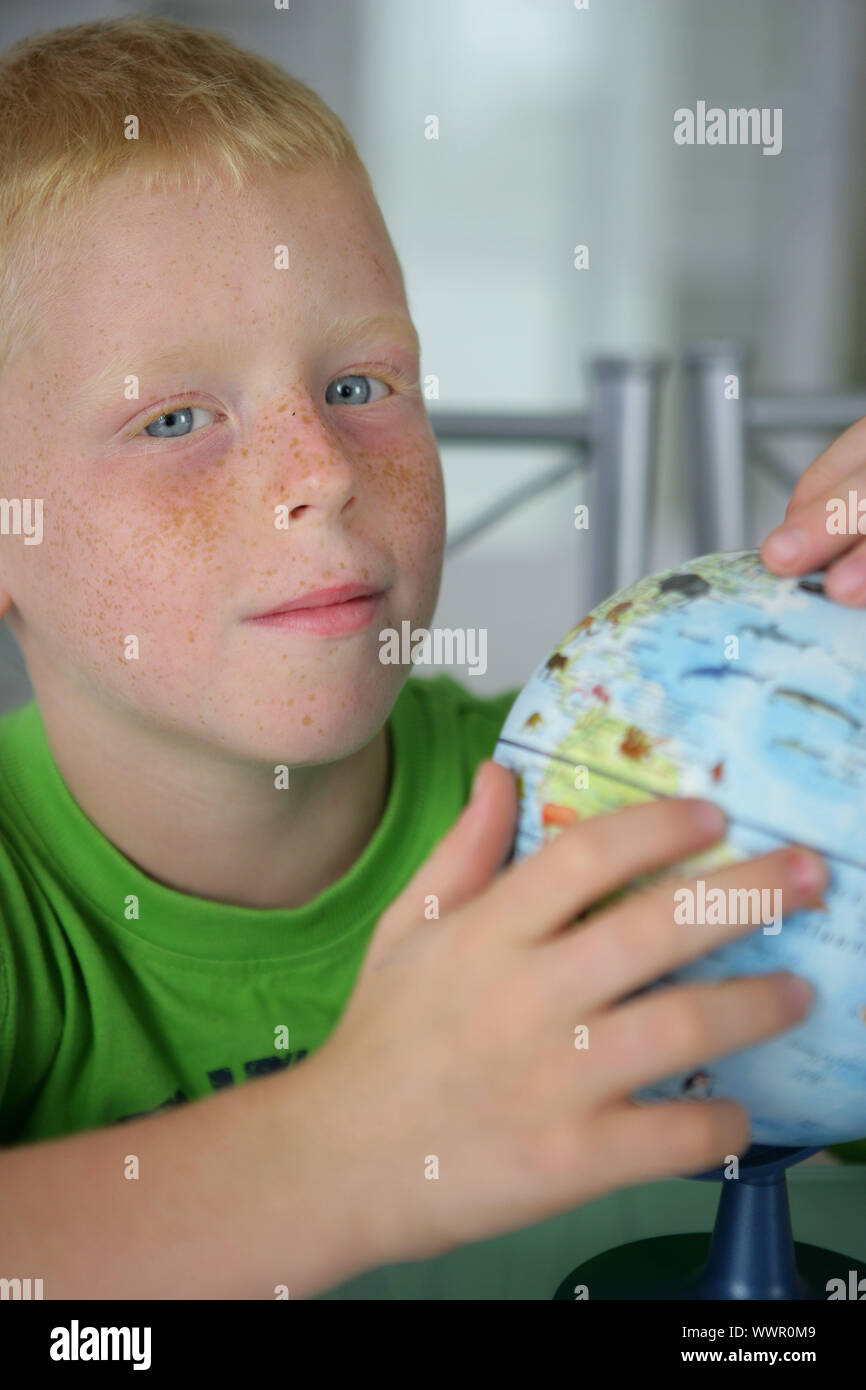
top-left (0, 16), bottom-right (848, 1300)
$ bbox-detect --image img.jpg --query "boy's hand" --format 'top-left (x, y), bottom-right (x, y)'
top-left (761, 415), bottom-right (866, 603)
top-left (310, 761), bottom-right (824, 1268)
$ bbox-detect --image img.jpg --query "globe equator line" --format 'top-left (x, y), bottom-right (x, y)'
top-left (495, 736), bottom-right (866, 874)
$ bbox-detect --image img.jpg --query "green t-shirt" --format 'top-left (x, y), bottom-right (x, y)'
top-left (0, 672), bottom-right (861, 1164)
top-left (0, 675), bottom-right (516, 1146)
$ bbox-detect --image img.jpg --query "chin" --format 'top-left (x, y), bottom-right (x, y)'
top-left (238, 681), bottom-right (396, 766)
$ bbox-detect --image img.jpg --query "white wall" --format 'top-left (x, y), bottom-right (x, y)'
top-left (348, 0), bottom-right (866, 689)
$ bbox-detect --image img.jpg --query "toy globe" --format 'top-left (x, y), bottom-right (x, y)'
top-left (491, 549), bottom-right (866, 1298)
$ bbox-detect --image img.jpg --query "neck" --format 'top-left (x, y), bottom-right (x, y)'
top-left (28, 673), bottom-right (391, 911)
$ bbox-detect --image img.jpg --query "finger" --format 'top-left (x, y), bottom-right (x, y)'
top-left (821, 536), bottom-right (866, 605)
top-left (761, 465), bottom-right (866, 578)
top-left (548, 845), bottom-right (826, 1012)
top-left (364, 759), bottom-right (518, 967)
top-left (583, 970), bottom-right (813, 1104)
top-left (782, 414), bottom-right (866, 512)
top-left (474, 794), bottom-right (728, 947)
top-left (581, 1097), bottom-right (752, 1192)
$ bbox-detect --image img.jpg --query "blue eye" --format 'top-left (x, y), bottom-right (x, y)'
top-left (325, 374), bottom-right (389, 405)
top-left (142, 406), bottom-right (216, 438)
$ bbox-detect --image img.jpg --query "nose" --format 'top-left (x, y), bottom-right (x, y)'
top-left (268, 416), bottom-right (360, 525)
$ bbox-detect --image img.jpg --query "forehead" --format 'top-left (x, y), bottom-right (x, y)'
top-left (74, 160), bottom-right (396, 281)
top-left (27, 163), bottom-right (411, 396)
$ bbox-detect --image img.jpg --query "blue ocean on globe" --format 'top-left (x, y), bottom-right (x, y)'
top-left (492, 549), bottom-right (866, 1147)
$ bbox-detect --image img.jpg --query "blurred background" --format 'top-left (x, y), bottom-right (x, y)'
top-left (2, 0), bottom-right (865, 703)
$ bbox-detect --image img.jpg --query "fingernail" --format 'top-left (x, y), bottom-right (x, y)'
top-left (775, 972), bottom-right (813, 1012)
top-left (695, 800), bottom-right (726, 834)
top-left (764, 526), bottom-right (804, 565)
top-left (828, 559), bottom-right (866, 601)
top-left (785, 847), bottom-right (825, 892)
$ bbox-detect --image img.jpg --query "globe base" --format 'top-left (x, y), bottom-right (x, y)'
top-left (553, 1147), bottom-right (864, 1300)
top-left (552, 1235), bottom-right (863, 1300)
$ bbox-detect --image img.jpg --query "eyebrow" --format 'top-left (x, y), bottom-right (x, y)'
top-left (324, 312), bottom-right (420, 354)
top-left (75, 312), bottom-right (421, 408)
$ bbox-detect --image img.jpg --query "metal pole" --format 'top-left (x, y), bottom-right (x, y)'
top-left (683, 340), bottom-right (748, 555)
top-left (587, 354), bottom-right (669, 604)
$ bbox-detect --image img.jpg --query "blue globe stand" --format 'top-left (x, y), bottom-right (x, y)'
top-left (553, 1144), bottom-right (866, 1300)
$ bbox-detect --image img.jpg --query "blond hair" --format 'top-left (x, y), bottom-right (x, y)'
top-left (0, 14), bottom-right (372, 375)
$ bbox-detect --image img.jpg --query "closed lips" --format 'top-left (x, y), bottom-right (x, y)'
top-left (249, 583), bottom-right (385, 619)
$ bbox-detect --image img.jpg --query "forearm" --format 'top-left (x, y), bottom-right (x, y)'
top-left (0, 1060), bottom-right (384, 1300)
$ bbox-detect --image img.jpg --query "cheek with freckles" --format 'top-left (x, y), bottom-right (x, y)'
top-left (6, 421), bottom-right (246, 709)
top-left (358, 435), bottom-right (446, 626)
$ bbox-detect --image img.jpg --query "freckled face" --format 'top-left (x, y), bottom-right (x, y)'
top-left (0, 164), bottom-right (445, 762)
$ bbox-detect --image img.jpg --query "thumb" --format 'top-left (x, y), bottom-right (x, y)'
top-left (363, 758), bottom-right (519, 967)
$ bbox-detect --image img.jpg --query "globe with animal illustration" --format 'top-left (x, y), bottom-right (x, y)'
top-left (492, 549), bottom-right (866, 1147)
